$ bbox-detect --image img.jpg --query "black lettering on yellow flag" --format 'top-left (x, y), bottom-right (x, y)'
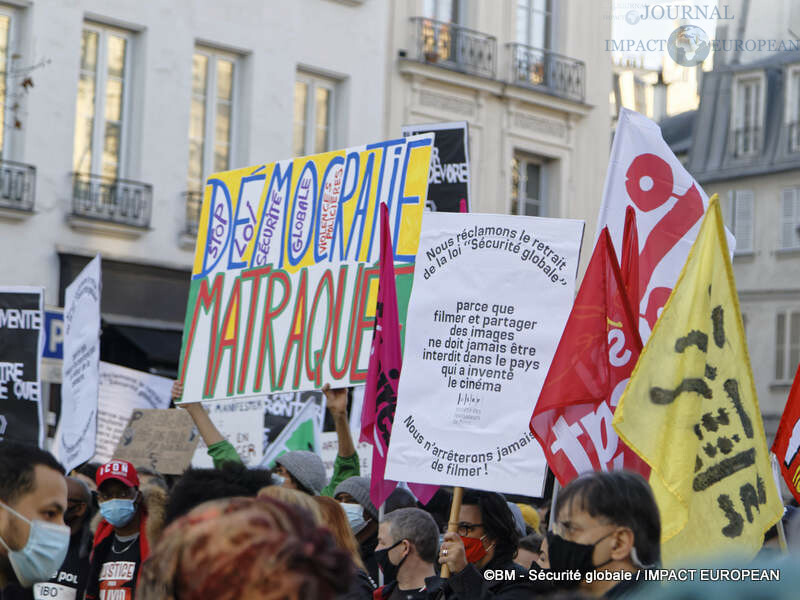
top-left (613, 196), bottom-right (782, 565)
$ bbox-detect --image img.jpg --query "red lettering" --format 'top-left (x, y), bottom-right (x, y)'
top-left (254, 270), bottom-right (291, 393)
top-left (179, 274), bottom-right (224, 395)
top-left (276, 268), bottom-right (308, 390)
top-left (236, 266), bottom-right (272, 394)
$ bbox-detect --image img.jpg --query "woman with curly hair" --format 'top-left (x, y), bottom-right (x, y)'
top-left (137, 495), bottom-right (352, 600)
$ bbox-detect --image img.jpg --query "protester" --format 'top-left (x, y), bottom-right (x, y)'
top-left (135, 467), bottom-right (169, 493)
top-left (163, 462), bottom-right (273, 525)
top-left (506, 502), bottom-right (527, 538)
top-left (334, 476), bottom-right (380, 583)
top-left (385, 486), bottom-right (417, 513)
top-left (315, 496), bottom-right (377, 600)
top-left (85, 459), bottom-right (164, 600)
top-left (438, 489), bottom-right (535, 599)
top-left (548, 470), bottom-right (660, 598)
top-left (72, 462), bottom-right (100, 494)
top-left (0, 442), bottom-right (69, 597)
top-left (36, 477), bottom-right (93, 599)
top-left (137, 496), bottom-right (351, 600)
top-left (174, 381), bottom-right (359, 496)
top-left (258, 485), bottom-right (324, 523)
top-left (515, 533), bottom-right (543, 570)
top-left (515, 503), bottom-right (540, 535)
top-left (373, 507), bottom-right (444, 600)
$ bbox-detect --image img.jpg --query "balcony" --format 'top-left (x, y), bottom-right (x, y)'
top-left (507, 43), bottom-right (585, 103)
top-left (184, 190), bottom-right (202, 236)
top-left (789, 121), bottom-right (800, 153)
top-left (731, 127), bottom-right (761, 158)
top-left (0, 160), bottom-right (35, 215)
top-left (409, 17), bottom-right (496, 79)
top-left (71, 173), bottom-right (152, 231)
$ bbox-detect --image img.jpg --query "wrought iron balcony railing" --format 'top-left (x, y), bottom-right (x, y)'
top-left (789, 121), bottom-right (800, 153)
top-left (409, 17), bottom-right (496, 79)
top-left (732, 127), bottom-right (761, 158)
top-left (71, 173), bottom-right (152, 228)
top-left (507, 43), bottom-right (585, 102)
top-left (0, 159), bottom-right (35, 212)
top-left (184, 190), bottom-right (203, 236)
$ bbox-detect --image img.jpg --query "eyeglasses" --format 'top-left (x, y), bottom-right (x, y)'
top-left (456, 522), bottom-right (484, 536)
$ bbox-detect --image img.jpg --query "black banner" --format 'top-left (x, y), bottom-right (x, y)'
top-left (402, 122), bottom-right (470, 213)
top-left (0, 289), bottom-right (43, 446)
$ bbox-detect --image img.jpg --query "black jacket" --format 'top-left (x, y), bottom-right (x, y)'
top-left (374, 575), bottom-right (446, 599)
top-left (443, 558), bottom-right (536, 600)
top-left (337, 568), bottom-right (378, 600)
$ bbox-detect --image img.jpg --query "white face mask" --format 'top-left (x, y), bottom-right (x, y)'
top-left (0, 500), bottom-right (70, 587)
top-left (341, 503), bottom-right (368, 534)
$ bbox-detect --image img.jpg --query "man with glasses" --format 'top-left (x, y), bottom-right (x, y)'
top-left (545, 471), bottom-right (660, 598)
top-left (85, 460), bottom-right (149, 600)
top-left (438, 489), bottom-right (535, 599)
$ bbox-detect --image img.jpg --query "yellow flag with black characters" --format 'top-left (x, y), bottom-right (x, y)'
top-left (613, 196), bottom-right (782, 565)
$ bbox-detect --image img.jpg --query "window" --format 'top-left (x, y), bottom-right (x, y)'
top-left (787, 66), bottom-right (800, 152)
top-left (775, 310), bottom-right (800, 382)
top-left (511, 154), bottom-right (546, 216)
top-left (516, 0), bottom-right (551, 49)
top-left (724, 190), bottom-right (754, 253)
top-left (187, 47), bottom-right (237, 191)
top-left (73, 25), bottom-right (131, 179)
top-left (732, 75), bottom-right (762, 157)
top-left (780, 188), bottom-right (800, 250)
top-left (0, 9), bottom-right (13, 159)
top-left (424, 0), bottom-right (460, 23)
top-left (293, 72), bottom-right (336, 158)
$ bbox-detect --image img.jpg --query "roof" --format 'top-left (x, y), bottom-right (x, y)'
top-left (659, 110), bottom-right (697, 155)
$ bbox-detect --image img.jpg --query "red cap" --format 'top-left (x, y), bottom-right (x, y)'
top-left (96, 460), bottom-right (139, 488)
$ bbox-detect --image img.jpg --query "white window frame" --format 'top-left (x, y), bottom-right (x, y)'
top-left (76, 22), bottom-right (134, 179)
top-left (515, 0), bottom-right (551, 49)
top-left (0, 5), bottom-right (18, 161)
top-left (730, 71), bottom-right (765, 157)
top-left (294, 71), bottom-right (337, 157)
top-left (775, 309), bottom-right (800, 383)
top-left (423, 0), bottom-right (463, 24)
top-left (724, 189), bottom-right (754, 254)
top-left (780, 187), bottom-right (800, 250)
top-left (511, 153), bottom-right (547, 217)
top-left (785, 64), bottom-right (800, 152)
top-left (189, 45), bottom-right (239, 188)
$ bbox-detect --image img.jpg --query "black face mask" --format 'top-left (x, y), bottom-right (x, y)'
top-left (546, 531), bottom-right (614, 587)
top-left (374, 539), bottom-right (407, 583)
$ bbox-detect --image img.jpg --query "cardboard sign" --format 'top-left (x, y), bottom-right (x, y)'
top-left (192, 397), bottom-right (265, 468)
top-left (114, 409), bottom-right (199, 475)
top-left (386, 212), bottom-right (583, 496)
top-left (177, 135), bottom-right (434, 401)
top-left (402, 122), bottom-right (470, 212)
top-left (0, 287), bottom-right (44, 446)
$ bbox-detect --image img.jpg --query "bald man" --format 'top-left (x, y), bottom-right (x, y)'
top-left (31, 477), bottom-right (93, 600)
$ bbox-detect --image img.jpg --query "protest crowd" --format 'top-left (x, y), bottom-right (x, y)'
top-left (3, 100), bottom-right (800, 600)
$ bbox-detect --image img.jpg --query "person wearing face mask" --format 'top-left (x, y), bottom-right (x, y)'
top-left (334, 477), bottom-right (380, 584)
top-left (546, 471), bottom-right (660, 598)
top-left (31, 477), bottom-right (93, 600)
top-left (85, 460), bottom-right (150, 600)
top-left (373, 508), bottom-right (444, 600)
top-left (0, 442), bottom-right (70, 600)
top-left (438, 489), bottom-right (536, 599)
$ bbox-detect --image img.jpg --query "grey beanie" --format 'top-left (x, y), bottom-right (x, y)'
top-left (333, 476), bottom-right (378, 521)
top-left (275, 451), bottom-right (327, 495)
top-left (507, 501), bottom-right (527, 537)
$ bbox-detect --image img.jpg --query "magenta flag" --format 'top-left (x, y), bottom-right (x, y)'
top-left (360, 203), bottom-right (437, 507)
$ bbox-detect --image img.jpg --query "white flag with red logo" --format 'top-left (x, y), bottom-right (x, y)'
top-left (597, 108), bottom-right (735, 342)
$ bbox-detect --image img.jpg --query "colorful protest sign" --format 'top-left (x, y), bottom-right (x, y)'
top-left (613, 198), bottom-right (781, 564)
top-left (92, 362), bottom-right (172, 464)
top-left (320, 432), bottom-right (372, 481)
top-left (55, 255), bottom-right (101, 472)
top-left (597, 108), bottom-right (734, 342)
top-left (114, 409), bottom-right (199, 475)
top-left (386, 212), bottom-right (583, 496)
top-left (261, 391), bottom-right (325, 466)
top-left (0, 287), bottom-right (44, 447)
top-left (402, 122), bottom-right (469, 212)
top-left (772, 363), bottom-right (800, 503)
top-left (178, 135), bottom-right (434, 402)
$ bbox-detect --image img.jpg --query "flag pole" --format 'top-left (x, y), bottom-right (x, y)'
top-left (548, 479), bottom-right (560, 531)
top-left (440, 486), bottom-right (464, 579)
top-left (770, 452), bottom-right (789, 553)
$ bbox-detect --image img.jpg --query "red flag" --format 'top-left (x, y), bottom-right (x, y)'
top-left (771, 363), bottom-right (800, 503)
top-left (530, 228), bottom-right (649, 486)
top-left (620, 205), bottom-right (639, 313)
top-left (360, 203), bottom-right (437, 507)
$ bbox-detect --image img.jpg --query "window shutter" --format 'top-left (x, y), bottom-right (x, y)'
top-left (781, 188), bottom-right (796, 248)
top-left (734, 190), bottom-right (754, 252)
